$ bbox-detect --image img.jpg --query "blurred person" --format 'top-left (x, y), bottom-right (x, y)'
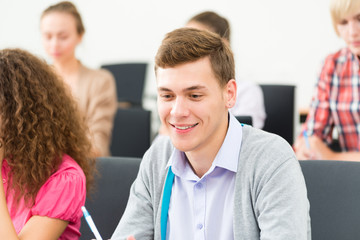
top-left (0, 48), bottom-right (95, 239)
top-left (294, 0), bottom-right (360, 160)
top-left (112, 28), bottom-right (310, 240)
top-left (40, 1), bottom-right (117, 157)
top-left (187, 11), bottom-right (266, 129)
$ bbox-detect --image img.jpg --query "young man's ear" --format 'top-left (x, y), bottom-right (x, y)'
top-left (225, 79), bottom-right (237, 108)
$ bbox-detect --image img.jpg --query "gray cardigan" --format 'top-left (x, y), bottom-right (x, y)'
top-left (112, 125), bottom-right (311, 240)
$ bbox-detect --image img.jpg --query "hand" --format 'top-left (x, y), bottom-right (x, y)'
top-left (294, 136), bottom-right (317, 160)
top-left (306, 136), bottom-right (335, 160)
top-left (294, 135), bottom-right (334, 160)
top-left (127, 235), bottom-right (136, 240)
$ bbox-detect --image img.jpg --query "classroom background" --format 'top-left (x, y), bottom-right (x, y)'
top-left (0, 0), bottom-right (344, 134)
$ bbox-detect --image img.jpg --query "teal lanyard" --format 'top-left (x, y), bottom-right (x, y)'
top-left (160, 166), bottom-right (175, 240)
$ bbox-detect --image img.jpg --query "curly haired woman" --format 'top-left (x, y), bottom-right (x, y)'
top-left (0, 48), bottom-right (95, 239)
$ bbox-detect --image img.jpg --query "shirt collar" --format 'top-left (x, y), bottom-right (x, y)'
top-left (213, 113), bottom-right (242, 172)
top-left (338, 48), bottom-right (360, 65)
top-left (166, 112), bottom-right (243, 178)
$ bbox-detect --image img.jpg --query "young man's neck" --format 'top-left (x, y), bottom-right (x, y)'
top-left (185, 114), bottom-right (230, 178)
top-left (185, 151), bottom-right (217, 178)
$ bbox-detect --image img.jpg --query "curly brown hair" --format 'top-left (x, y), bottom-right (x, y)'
top-left (155, 28), bottom-right (235, 87)
top-left (0, 48), bottom-right (95, 205)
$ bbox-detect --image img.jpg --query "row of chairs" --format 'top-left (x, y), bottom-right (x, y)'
top-left (103, 63), bottom-right (151, 158)
top-left (102, 63), bottom-right (147, 107)
top-left (236, 84), bottom-right (296, 145)
top-left (110, 107), bottom-right (151, 158)
top-left (80, 157), bottom-right (360, 240)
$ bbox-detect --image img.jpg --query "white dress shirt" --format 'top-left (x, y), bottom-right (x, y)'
top-left (166, 114), bottom-right (243, 240)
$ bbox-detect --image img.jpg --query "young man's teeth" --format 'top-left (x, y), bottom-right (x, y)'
top-left (177, 126), bottom-right (191, 130)
top-left (176, 123), bottom-right (198, 130)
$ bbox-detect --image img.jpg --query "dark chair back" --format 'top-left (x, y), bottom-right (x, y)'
top-left (299, 160), bottom-right (360, 240)
top-left (260, 84), bottom-right (295, 145)
top-left (110, 107), bottom-right (151, 158)
top-left (235, 115), bottom-right (253, 126)
top-left (80, 157), bottom-right (141, 240)
top-left (102, 63), bottom-right (148, 107)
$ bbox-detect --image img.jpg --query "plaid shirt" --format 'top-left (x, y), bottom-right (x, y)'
top-left (303, 48), bottom-right (360, 151)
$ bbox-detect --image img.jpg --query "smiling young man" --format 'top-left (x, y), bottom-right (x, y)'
top-left (112, 28), bottom-right (310, 240)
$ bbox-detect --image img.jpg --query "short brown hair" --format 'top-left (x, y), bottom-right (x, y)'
top-left (0, 48), bottom-right (94, 205)
top-left (41, 1), bottom-right (85, 35)
top-left (155, 28), bottom-right (235, 87)
top-left (188, 11), bottom-right (230, 42)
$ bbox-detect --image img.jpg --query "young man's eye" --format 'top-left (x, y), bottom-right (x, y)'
top-left (190, 94), bottom-right (202, 99)
top-left (160, 94), bottom-right (173, 100)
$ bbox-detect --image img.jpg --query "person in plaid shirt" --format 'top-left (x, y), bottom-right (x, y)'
top-left (294, 0), bottom-right (360, 160)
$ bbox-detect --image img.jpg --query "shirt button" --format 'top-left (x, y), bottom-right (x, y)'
top-left (197, 223), bottom-right (203, 229)
top-left (196, 183), bottom-right (203, 189)
top-left (2, 179), bottom-right (5, 183)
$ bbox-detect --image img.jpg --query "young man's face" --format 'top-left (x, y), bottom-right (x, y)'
top-left (337, 9), bottom-right (360, 56)
top-left (157, 57), bottom-right (236, 156)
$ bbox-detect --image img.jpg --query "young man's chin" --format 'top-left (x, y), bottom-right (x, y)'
top-left (171, 138), bottom-right (197, 153)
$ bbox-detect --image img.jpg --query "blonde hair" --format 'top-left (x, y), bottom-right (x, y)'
top-left (330, 0), bottom-right (360, 36)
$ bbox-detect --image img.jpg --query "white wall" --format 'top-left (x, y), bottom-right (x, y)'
top-left (0, 0), bottom-right (345, 117)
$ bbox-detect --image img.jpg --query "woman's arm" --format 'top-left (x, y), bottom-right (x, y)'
top-left (18, 216), bottom-right (68, 240)
top-left (307, 135), bottom-right (360, 161)
top-left (0, 147), bottom-right (18, 240)
top-left (0, 150), bottom-right (69, 240)
top-left (295, 55), bottom-right (336, 158)
top-left (295, 135), bottom-right (360, 161)
top-left (87, 70), bottom-right (117, 157)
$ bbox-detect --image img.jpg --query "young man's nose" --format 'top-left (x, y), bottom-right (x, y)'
top-left (170, 97), bottom-right (189, 117)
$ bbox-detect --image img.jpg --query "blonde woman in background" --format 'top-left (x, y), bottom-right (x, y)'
top-left (294, 0), bottom-right (360, 160)
top-left (40, 1), bottom-right (117, 157)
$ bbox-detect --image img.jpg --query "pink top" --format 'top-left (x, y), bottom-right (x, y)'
top-left (1, 154), bottom-right (86, 239)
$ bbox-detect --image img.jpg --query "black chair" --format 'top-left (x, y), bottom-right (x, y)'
top-left (299, 160), bottom-right (360, 240)
top-left (80, 156), bottom-right (141, 240)
top-left (110, 107), bottom-right (151, 158)
top-left (102, 63), bottom-right (148, 107)
top-left (260, 84), bottom-right (295, 145)
top-left (235, 115), bottom-right (253, 126)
